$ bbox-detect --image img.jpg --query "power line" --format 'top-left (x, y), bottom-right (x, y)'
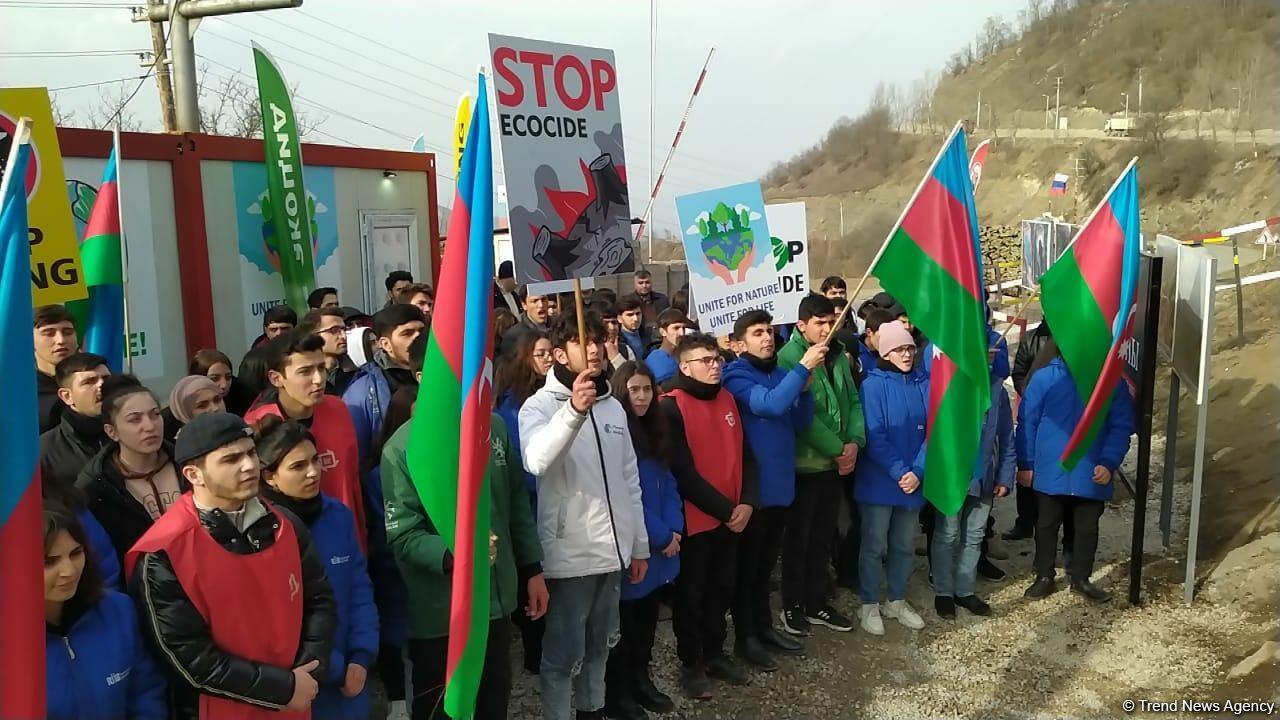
top-left (0, 1), bottom-right (137, 7)
top-left (0, 49), bottom-right (150, 57)
top-left (50, 75), bottom-right (150, 91)
top-left (294, 8), bottom-right (471, 83)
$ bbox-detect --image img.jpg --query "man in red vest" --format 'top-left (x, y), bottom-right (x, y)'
top-left (661, 333), bottom-right (759, 700)
top-left (245, 329), bottom-right (367, 553)
top-left (127, 411), bottom-right (336, 719)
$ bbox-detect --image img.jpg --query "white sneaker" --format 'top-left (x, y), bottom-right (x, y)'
top-left (387, 700), bottom-right (410, 720)
top-left (859, 603), bottom-right (885, 636)
top-left (883, 599), bottom-right (926, 630)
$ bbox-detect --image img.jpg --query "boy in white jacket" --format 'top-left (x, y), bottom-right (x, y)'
top-left (519, 311), bottom-right (649, 720)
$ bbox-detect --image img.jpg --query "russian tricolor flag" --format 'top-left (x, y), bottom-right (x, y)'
top-left (1050, 172), bottom-right (1070, 196)
top-left (0, 119), bottom-right (45, 719)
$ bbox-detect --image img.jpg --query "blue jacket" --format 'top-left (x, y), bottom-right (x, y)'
top-left (856, 339), bottom-right (877, 381)
top-left (1016, 358), bottom-right (1135, 501)
top-left (623, 456), bottom-right (684, 601)
top-left (970, 381), bottom-right (1016, 498)
top-left (46, 591), bottom-right (167, 720)
top-left (363, 464), bottom-right (407, 650)
top-left (497, 390), bottom-right (538, 506)
top-left (79, 508), bottom-right (120, 589)
top-left (645, 347), bottom-right (678, 384)
top-left (342, 361), bottom-right (392, 468)
top-left (854, 364), bottom-right (929, 510)
top-left (721, 356), bottom-right (815, 507)
top-left (309, 496), bottom-right (380, 720)
top-left (620, 327), bottom-right (650, 361)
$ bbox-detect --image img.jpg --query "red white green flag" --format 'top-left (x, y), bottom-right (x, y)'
top-left (873, 122), bottom-right (990, 516)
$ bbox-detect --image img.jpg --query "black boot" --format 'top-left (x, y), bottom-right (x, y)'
top-left (759, 626), bottom-right (805, 656)
top-left (680, 664), bottom-right (712, 700)
top-left (734, 637), bottom-right (779, 672)
top-left (1024, 576), bottom-right (1056, 599)
top-left (634, 672), bottom-right (675, 714)
top-left (602, 696), bottom-right (648, 720)
top-left (977, 557), bottom-right (1007, 581)
top-left (705, 655), bottom-right (750, 686)
top-left (1071, 578), bottom-right (1112, 603)
top-left (934, 595), bottom-right (956, 619)
top-left (577, 711), bottom-right (605, 720)
top-left (955, 594), bottom-right (991, 616)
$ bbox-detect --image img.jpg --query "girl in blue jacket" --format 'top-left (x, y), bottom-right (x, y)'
top-left (606, 361), bottom-right (683, 717)
top-left (1017, 355), bottom-right (1134, 603)
top-left (44, 505), bottom-right (166, 720)
top-left (254, 416), bottom-right (380, 720)
top-left (854, 321), bottom-right (929, 636)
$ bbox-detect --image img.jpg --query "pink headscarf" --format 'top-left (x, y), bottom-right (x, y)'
top-left (169, 375), bottom-right (220, 424)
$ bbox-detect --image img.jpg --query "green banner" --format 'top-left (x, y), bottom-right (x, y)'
top-left (252, 42), bottom-right (315, 313)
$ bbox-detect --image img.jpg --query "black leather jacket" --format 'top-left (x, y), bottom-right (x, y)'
top-left (128, 500), bottom-right (336, 719)
top-left (1012, 322), bottom-right (1053, 395)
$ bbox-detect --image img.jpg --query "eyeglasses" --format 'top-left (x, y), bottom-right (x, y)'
top-left (682, 355), bottom-right (723, 368)
top-left (316, 326), bottom-right (346, 337)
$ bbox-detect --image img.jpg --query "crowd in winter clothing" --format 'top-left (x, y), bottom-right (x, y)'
top-left (34, 269), bottom-right (1133, 720)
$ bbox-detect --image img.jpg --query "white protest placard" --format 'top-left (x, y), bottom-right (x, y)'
top-left (764, 202), bottom-right (809, 325)
top-left (675, 182), bottom-right (782, 336)
top-left (489, 34), bottom-right (634, 284)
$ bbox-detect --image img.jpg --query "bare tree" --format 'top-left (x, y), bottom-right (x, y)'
top-left (85, 80), bottom-right (145, 131)
top-left (197, 65), bottom-right (325, 139)
top-left (49, 93), bottom-right (77, 127)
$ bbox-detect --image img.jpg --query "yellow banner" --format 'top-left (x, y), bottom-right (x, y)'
top-left (454, 93), bottom-right (472, 177)
top-left (0, 87), bottom-right (87, 305)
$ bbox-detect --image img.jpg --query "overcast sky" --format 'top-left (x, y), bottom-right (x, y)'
top-left (4, 0), bottom-right (1022, 235)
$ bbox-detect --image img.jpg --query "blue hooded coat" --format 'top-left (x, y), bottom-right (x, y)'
top-left (854, 363), bottom-right (930, 510)
top-left (721, 356), bottom-right (815, 507)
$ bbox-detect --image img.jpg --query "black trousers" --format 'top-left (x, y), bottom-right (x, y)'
top-left (409, 619), bottom-right (512, 720)
top-left (512, 575), bottom-right (545, 674)
top-left (376, 643), bottom-right (406, 702)
top-left (731, 505), bottom-right (787, 640)
top-left (1013, 481), bottom-right (1038, 531)
top-left (673, 525), bottom-right (737, 666)
top-left (1033, 492), bottom-right (1103, 581)
top-left (831, 489), bottom-right (860, 587)
top-left (606, 593), bottom-right (660, 703)
top-left (782, 470), bottom-right (842, 613)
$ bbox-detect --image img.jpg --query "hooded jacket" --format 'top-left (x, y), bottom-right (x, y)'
top-left (40, 408), bottom-right (109, 491)
top-left (263, 491), bottom-right (378, 720)
top-left (645, 346), bottom-right (678, 385)
top-left (341, 359), bottom-right (416, 468)
top-left (721, 354), bottom-right (815, 507)
top-left (127, 498), bottom-right (336, 718)
top-left (1012, 322), bottom-right (1052, 395)
top-left (46, 590), bottom-right (168, 720)
top-left (518, 367), bottom-right (649, 579)
top-left (777, 330), bottom-right (866, 473)
top-left (970, 381), bottom-right (1016, 498)
top-left (77, 442), bottom-right (186, 569)
top-left (38, 369), bottom-right (63, 433)
top-left (623, 455), bottom-right (683, 600)
top-left (382, 414), bottom-right (543, 639)
top-left (1015, 358), bottom-right (1135, 502)
top-left (854, 362), bottom-right (929, 510)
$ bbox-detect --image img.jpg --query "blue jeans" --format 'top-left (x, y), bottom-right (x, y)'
top-left (931, 495), bottom-right (993, 598)
top-left (541, 572), bottom-right (621, 720)
top-left (858, 503), bottom-right (919, 604)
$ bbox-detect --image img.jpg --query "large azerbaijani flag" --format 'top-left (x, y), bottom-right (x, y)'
top-left (873, 122), bottom-right (990, 516)
top-left (81, 134), bottom-right (127, 372)
top-left (1038, 159), bottom-right (1140, 468)
top-left (406, 70), bottom-right (495, 719)
top-left (0, 120), bottom-right (45, 719)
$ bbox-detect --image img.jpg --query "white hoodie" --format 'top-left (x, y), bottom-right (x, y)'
top-left (518, 369), bottom-right (649, 580)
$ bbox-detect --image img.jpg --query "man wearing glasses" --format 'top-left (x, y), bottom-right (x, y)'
top-left (299, 307), bottom-right (359, 397)
top-left (660, 333), bottom-right (760, 699)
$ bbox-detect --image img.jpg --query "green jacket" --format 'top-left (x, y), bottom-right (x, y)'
top-left (382, 413), bottom-right (543, 640)
top-left (777, 330), bottom-right (867, 473)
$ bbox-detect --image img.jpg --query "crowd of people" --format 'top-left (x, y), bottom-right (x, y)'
top-left (37, 261), bottom-right (1134, 720)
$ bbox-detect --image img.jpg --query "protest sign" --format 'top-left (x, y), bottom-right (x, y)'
top-left (0, 88), bottom-right (87, 305)
top-left (489, 34), bottom-right (633, 284)
top-left (764, 201), bottom-right (809, 325)
top-left (675, 182), bottom-right (781, 336)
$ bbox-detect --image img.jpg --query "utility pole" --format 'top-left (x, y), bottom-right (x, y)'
top-left (1137, 66), bottom-right (1143, 118)
top-left (839, 200), bottom-right (845, 237)
top-left (1122, 92), bottom-right (1129, 120)
top-left (1054, 75), bottom-right (1063, 138)
top-left (975, 90), bottom-right (982, 131)
top-left (1043, 94), bottom-right (1050, 129)
top-left (134, 0), bottom-right (304, 133)
top-left (147, 0), bottom-right (176, 133)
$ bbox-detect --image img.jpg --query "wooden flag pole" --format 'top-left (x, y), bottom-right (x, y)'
top-left (997, 292), bottom-right (1039, 344)
top-left (823, 119), bottom-right (967, 346)
top-left (573, 277), bottom-right (590, 368)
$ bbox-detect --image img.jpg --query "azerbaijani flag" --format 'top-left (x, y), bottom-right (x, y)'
top-left (0, 120), bottom-right (46, 719)
top-left (873, 122), bottom-right (990, 516)
top-left (1038, 159), bottom-right (1140, 468)
top-left (406, 70), bottom-right (494, 719)
top-left (81, 133), bottom-right (126, 372)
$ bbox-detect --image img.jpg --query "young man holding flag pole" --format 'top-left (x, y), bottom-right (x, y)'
top-left (0, 115), bottom-right (47, 720)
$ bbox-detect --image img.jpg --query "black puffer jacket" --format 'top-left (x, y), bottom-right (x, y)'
top-left (39, 408), bottom-right (110, 490)
top-left (128, 500), bottom-right (336, 718)
top-left (1011, 322), bottom-right (1053, 395)
top-left (76, 442), bottom-right (186, 569)
top-left (37, 370), bottom-right (63, 433)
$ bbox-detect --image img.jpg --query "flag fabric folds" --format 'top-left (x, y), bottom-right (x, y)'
top-left (0, 125), bottom-right (46, 719)
top-left (1050, 172), bottom-right (1070, 195)
top-left (873, 124), bottom-right (991, 516)
top-left (405, 71), bottom-right (495, 719)
top-left (1038, 160), bottom-right (1141, 468)
top-left (81, 142), bottom-right (126, 371)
